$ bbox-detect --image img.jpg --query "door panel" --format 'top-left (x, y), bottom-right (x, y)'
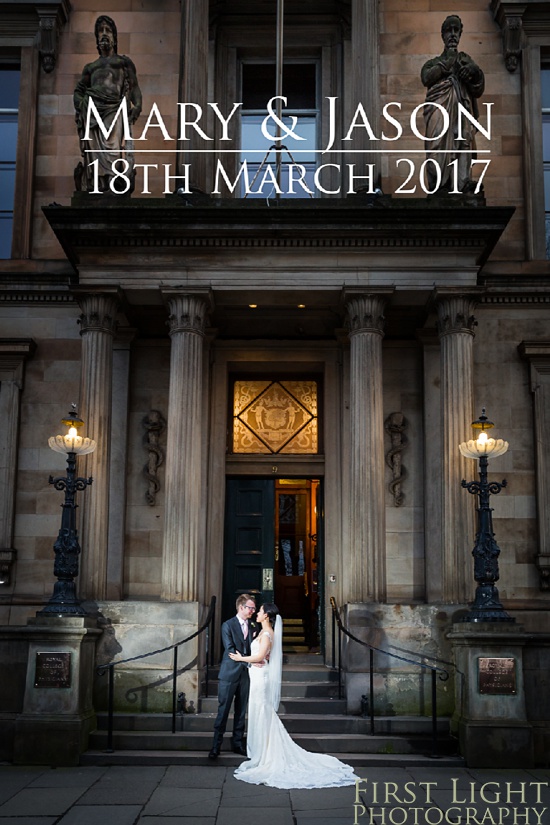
top-left (222, 478), bottom-right (275, 622)
top-left (223, 477), bottom-right (323, 651)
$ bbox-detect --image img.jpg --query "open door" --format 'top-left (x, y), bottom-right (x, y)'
top-left (223, 477), bottom-right (322, 650)
top-left (274, 479), bottom-right (320, 648)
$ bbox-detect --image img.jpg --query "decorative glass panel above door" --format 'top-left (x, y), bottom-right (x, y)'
top-left (232, 380), bottom-right (318, 454)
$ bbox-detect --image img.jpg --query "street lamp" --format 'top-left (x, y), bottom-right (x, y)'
top-left (38, 405), bottom-right (96, 616)
top-left (458, 408), bottom-right (514, 623)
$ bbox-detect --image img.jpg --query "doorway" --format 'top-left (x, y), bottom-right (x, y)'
top-left (222, 477), bottom-right (322, 651)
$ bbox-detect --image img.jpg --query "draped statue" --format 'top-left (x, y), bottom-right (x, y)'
top-left (421, 15), bottom-right (484, 194)
top-left (74, 16), bottom-right (142, 193)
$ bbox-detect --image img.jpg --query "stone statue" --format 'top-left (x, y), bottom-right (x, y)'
top-left (420, 15), bottom-right (484, 193)
top-left (74, 16), bottom-right (142, 192)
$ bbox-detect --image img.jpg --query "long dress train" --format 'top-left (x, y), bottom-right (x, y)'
top-left (234, 623), bottom-right (360, 789)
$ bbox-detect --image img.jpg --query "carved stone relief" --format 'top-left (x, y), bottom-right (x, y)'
top-left (143, 410), bottom-right (166, 505)
top-left (385, 412), bottom-right (408, 507)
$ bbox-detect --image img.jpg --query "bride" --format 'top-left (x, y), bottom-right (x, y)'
top-left (228, 602), bottom-right (359, 789)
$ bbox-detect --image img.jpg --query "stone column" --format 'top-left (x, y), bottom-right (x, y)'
top-left (0, 339), bottom-right (36, 585)
top-left (76, 291), bottom-right (119, 601)
top-left (417, 329), bottom-right (443, 602)
top-left (178, 0), bottom-right (210, 192)
top-left (107, 328), bottom-right (136, 601)
top-left (345, 291), bottom-right (390, 603)
top-left (161, 291), bottom-right (209, 602)
top-left (436, 292), bottom-right (478, 604)
top-left (518, 341), bottom-right (550, 589)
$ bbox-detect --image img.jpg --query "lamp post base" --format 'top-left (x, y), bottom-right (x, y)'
top-left (461, 584), bottom-right (515, 623)
top-left (37, 580), bottom-right (87, 617)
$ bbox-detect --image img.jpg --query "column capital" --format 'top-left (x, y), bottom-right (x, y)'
top-left (344, 290), bottom-right (393, 336)
top-left (434, 292), bottom-right (481, 338)
top-left (73, 290), bottom-right (121, 337)
top-left (162, 290), bottom-right (212, 337)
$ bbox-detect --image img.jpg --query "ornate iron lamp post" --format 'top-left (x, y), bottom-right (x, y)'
top-left (458, 409), bottom-right (514, 623)
top-left (38, 405), bottom-right (96, 616)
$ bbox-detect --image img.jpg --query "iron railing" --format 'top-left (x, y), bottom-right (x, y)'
top-left (330, 597), bottom-right (452, 757)
top-left (97, 595), bottom-right (216, 752)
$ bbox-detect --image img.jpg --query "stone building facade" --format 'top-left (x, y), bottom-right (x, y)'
top-left (1, 0), bottom-right (549, 763)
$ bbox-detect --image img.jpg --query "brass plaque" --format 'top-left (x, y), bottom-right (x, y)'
top-left (34, 652), bottom-right (71, 689)
top-left (478, 657), bottom-right (516, 695)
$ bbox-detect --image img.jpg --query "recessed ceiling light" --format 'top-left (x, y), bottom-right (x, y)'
top-left (249, 304), bottom-right (257, 308)
top-left (298, 304), bottom-right (306, 309)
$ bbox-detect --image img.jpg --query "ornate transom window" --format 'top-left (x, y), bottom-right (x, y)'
top-left (232, 380), bottom-right (318, 454)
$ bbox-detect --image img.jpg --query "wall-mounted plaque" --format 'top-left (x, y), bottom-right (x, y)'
top-left (478, 657), bottom-right (516, 695)
top-left (34, 652), bottom-right (71, 689)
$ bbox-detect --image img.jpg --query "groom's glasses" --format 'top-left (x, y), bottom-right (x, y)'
top-left (245, 604), bottom-right (256, 611)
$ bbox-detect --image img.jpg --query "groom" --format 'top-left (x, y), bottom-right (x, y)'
top-left (208, 593), bottom-right (258, 759)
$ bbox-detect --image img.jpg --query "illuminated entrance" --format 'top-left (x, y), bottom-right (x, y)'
top-left (222, 478), bottom-right (322, 652)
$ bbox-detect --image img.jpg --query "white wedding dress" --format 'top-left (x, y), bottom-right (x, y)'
top-left (234, 619), bottom-right (359, 789)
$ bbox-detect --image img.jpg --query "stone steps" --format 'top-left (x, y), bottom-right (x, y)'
top-left (80, 749), bottom-right (465, 768)
top-left (191, 696), bottom-right (347, 714)
top-left (88, 728), bottom-right (458, 755)
top-left (83, 655), bottom-right (460, 765)
top-left (95, 711), bottom-right (451, 736)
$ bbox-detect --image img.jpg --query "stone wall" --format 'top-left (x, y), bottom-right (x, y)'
top-left (92, 601), bottom-right (204, 713)
top-left (342, 603), bottom-right (458, 717)
top-left (32, 0), bottom-right (181, 259)
top-left (124, 340), bottom-right (170, 599)
top-left (0, 302), bottom-right (81, 620)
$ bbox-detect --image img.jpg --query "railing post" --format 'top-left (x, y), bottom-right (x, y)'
top-left (205, 623), bottom-right (210, 698)
top-left (172, 644), bottom-right (178, 734)
top-left (210, 599), bottom-right (216, 667)
top-left (369, 647), bottom-right (375, 736)
top-left (106, 664), bottom-right (115, 753)
top-left (331, 604), bottom-right (336, 669)
top-left (337, 621), bottom-right (342, 699)
top-left (431, 668), bottom-right (438, 758)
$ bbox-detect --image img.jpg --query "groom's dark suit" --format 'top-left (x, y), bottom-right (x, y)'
top-left (211, 615), bottom-right (257, 753)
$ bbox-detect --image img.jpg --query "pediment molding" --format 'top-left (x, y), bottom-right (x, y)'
top-left (0, 0), bottom-right (70, 72)
top-left (491, 0), bottom-right (550, 72)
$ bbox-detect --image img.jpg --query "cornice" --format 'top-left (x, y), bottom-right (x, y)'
top-left (0, 292), bottom-right (76, 305)
top-left (42, 199), bottom-right (514, 272)
top-left (480, 294), bottom-right (550, 304)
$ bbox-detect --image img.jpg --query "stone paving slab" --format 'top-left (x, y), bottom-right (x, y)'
top-left (159, 765), bottom-right (226, 788)
top-left (217, 810), bottom-right (294, 825)
top-left (0, 819), bottom-right (57, 825)
top-left (0, 787), bottom-right (85, 817)
top-left (294, 807), bottom-right (352, 818)
top-left (0, 763), bottom-right (547, 825)
top-left (76, 779), bottom-right (159, 806)
top-left (138, 819), bottom-right (216, 825)
top-left (0, 771), bottom-right (49, 806)
top-left (28, 768), bottom-right (107, 788)
top-left (290, 786), bottom-right (359, 809)
top-left (57, 806), bottom-right (143, 825)
top-left (295, 819), bottom-right (350, 825)
top-left (142, 787), bottom-right (221, 817)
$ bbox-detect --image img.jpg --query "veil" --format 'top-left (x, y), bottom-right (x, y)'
top-left (267, 614), bottom-right (283, 711)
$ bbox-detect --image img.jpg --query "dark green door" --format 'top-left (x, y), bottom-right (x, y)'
top-left (222, 478), bottom-right (275, 622)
